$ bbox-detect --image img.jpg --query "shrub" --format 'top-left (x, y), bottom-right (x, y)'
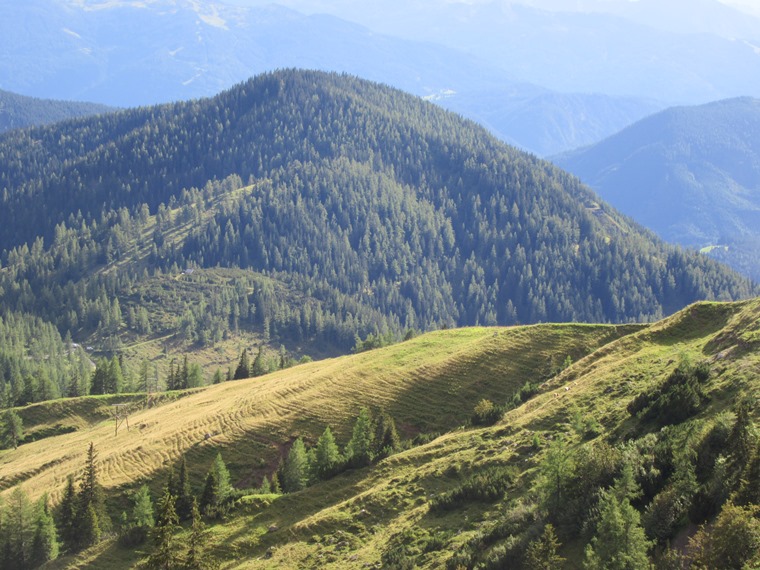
top-left (431, 465), bottom-right (515, 512)
top-left (472, 399), bottom-right (503, 426)
top-left (628, 361), bottom-right (710, 426)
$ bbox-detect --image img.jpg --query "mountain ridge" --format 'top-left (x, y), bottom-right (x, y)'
top-left (555, 96), bottom-right (760, 281)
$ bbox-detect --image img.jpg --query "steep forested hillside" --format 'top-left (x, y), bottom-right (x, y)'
top-left (555, 97), bottom-right (760, 281)
top-left (0, 71), bottom-right (754, 356)
top-left (0, 89), bottom-right (112, 134)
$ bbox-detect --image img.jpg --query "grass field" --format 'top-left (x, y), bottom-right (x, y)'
top-left (4, 298), bottom-right (760, 568)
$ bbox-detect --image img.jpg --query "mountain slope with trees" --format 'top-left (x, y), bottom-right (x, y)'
top-left (2, 298), bottom-right (760, 568)
top-left (0, 70), bottom-right (754, 370)
top-left (0, 89), bottom-right (112, 134)
top-left (555, 97), bottom-right (760, 281)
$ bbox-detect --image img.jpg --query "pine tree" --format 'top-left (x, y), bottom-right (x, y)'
top-left (75, 442), bottom-right (108, 548)
top-left (199, 472), bottom-right (218, 518)
top-left (175, 456), bottom-right (193, 521)
top-left (6, 487), bottom-right (33, 569)
top-left (30, 494), bottom-right (59, 567)
top-left (57, 474), bottom-right (78, 553)
top-left (345, 407), bottom-right (374, 468)
top-left (727, 400), bottom-right (756, 489)
top-left (259, 475), bottom-right (272, 494)
top-left (184, 498), bottom-right (213, 570)
top-left (2, 409), bottom-right (23, 449)
top-left (282, 438), bottom-right (310, 492)
top-left (524, 523), bottom-right (565, 570)
top-left (106, 356), bottom-right (124, 394)
top-left (251, 346), bottom-right (266, 377)
top-left (313, 426), bottom-right (342, 480)
top-left (132, 485), bottom-right (155, 529)
top-left (233, 349), bottom-right (250, 380)
top-left (373, 411), bottom-right (400, 460)
top-left (213, 453), bottom-right (232, 504)
top-left (147, 489), bottom-right (180, 570)
top-left (584, 488), bottom-right (651, 570)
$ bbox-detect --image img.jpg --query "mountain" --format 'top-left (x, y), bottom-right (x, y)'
top-left (554, 97), bottom-right (760, 282)
top-left (0, 0), bottom-right (664, 156)
top-left (284, 0), bottom-right (760, 103)
top-left (438, 90), bottom-right (664, 156)
top-left (0, 89), bottom-right (112, 134)
top-left (3, 297), bottom-right (760, 567)
top-left (0, 69), bottom-right (754, 370)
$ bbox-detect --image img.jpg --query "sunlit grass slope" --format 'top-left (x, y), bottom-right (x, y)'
top-left (9, 298), bottom-right (759, 569)
top-left (0, 323), bottom-right (634, 506)
top-left (204, 299), bottom-right (759, 570)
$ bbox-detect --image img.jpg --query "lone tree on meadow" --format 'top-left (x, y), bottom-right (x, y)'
top-left (2, 409), bottom-right (23, 449)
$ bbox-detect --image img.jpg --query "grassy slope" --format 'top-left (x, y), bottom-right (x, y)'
top-left (6, 299), bottom-right (760, 568)
top-left (231, 300), bottom-right (758, 570)
top-left (0, 323), bottom-right (632, 501)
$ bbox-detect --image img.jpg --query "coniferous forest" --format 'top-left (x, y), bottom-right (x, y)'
top-left (0, 72), bottom-right (755, 401)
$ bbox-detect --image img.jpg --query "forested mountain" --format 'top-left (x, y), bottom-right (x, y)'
top-left (0, 70), bottom-right (754, 386)
top-left (555, 97), bottom-right (760, 281)
top-left (0, 90), bottom-right (112, 134)
top-left (0, 0), bottom-right (663, 156)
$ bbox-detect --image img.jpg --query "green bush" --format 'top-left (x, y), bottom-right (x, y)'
top-left (431, 465), bottom-right (515, 512)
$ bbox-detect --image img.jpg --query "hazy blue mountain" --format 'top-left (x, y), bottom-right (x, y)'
top-left (0, 89), bottom-right (112, 133)
top-left (0, 0), bottom-right (663, 155)
top-left (438, 90), bottom-right (663, 156)
top-left (555, 97), bottom-right (760, 281)
top-left (275, 0), bottom-right (760, 103)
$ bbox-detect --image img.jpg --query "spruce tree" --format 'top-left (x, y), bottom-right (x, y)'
top-left (584, 489), bottom-right (651, 570)
top-left (57, 474), bottom-right (78, 553)
top-left (75, 442), bottom-right (109, 548)
top-left (2, 409), bottom-right (23, 449)
top-left (30, 494), bottom-right (59, 567)
top-left (199, 472), bottom-right (217, 518)
top-left (6, 487), bottom-right (33, 569)
top-left (313, 426), bottom-right (342, 480)
top-left (175, 456), bottom-right (193, 521)
top-left (373, 411), bottom-right (400, 459)
top-left (132, 485), bottom-right (155, 529)
top-left (345, 407), bottom-right (374, 468)
top-left (184, 498), bottom-right (212, 570)
top-left (282, 438), bottom-right (310, 492)
top-left (147, 489), bottom-right (180, 570)
top-left (212, 453), bottom-right (232, 504)
top-left (233, 349), bottom-right (250, 380)
top-left (524, 524), bottom-right (565, 570)
top-left (251, 347), bottom-right (266, 377)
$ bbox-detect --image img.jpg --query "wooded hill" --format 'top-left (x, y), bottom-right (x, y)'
top-left (555, 97), bottom-right (760, 282)
top-left (0, 89), bottom-right (112, 134)
top-left (2, 298), bottom-right (760, 568)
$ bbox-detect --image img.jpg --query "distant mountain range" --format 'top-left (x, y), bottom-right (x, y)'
top-left (0, 0), bottom-right (665, 155)
top-left (555, 97), bottom-right (760, 281)
top-left (0, 89), bottom-right (112, 134)
top-left (288, 0), bottom-right (760, 104)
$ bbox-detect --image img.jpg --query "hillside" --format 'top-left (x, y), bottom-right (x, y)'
top-left (0, 89), bottom-right (112, 134)
top-left (2, 299), bottom-right (760, 568)
top-left (0, 70), bottom-right (755, 384)
top-left (555, 97), bottom-right (760, 281)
